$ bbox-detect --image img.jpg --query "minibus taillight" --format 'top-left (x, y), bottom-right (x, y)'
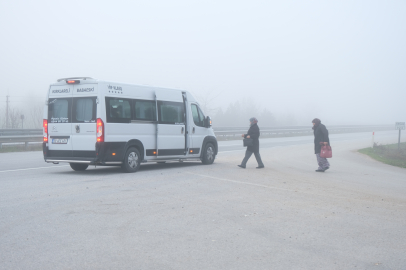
top-left (43, 119), bottom-right (48, 142)
top-left (97, 118), bottom-right (104, 142)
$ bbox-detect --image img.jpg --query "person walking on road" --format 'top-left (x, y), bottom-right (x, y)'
top-left (238, 117), bottom-right (265, 169)
top-left (312, 118), bottom-right (330, 172)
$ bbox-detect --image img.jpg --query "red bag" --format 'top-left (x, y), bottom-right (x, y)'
top-left (320, 145), bottom-right (332, 158)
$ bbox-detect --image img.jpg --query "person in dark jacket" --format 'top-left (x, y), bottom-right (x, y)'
top-left (312, 118), bottom-right (330, 172)
top-left (238, 117), bottom-right (264, 169)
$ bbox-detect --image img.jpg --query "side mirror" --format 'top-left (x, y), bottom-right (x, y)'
top-left (205, 116), bottom-right (212, 128)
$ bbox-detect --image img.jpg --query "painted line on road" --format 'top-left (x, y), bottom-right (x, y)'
top-left (0, 165), bottom-right (69, 173)
top-left (185, 172), bottom-right (292, 192)
top-left (218, 146), bottom-right (285, 154)
top-left (185, 172), bottom-right (406, 206)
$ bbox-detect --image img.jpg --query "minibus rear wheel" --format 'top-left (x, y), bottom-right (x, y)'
top-left (122, 147), bottom-right (141, 173)
top-left (201, 143), bottom-right (215, 165)
top-left (70, 163), bottom-right (89, 171)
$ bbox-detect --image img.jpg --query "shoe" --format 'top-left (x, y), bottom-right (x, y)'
top-left (238, 165), bottom-right (246, 169)
top-left (324, 167), bottom-right (329, 171)
top-left (256, 166), bottom-right (264, 169)
top-left (315, 169), bottom-right (325, 172)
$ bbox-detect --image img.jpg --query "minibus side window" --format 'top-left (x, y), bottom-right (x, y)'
top-left (106, 97), bottom-right (132, 123)
top-left (48, 98), bottom-right (71, 123)
top-left (134, 100), bottom-right (156, 121)
top-left (158, 101), bottom-right (185, 124)
top-left (74, 98), bottom-right (96, 123)
top-left (197, 106), bottom-right (205, 126)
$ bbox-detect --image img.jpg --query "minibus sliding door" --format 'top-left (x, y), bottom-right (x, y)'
top-left (155, 90), bottom-right (187, 157)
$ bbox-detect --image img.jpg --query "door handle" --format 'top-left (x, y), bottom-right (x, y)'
top-left (181, 127), bottom-right (184, 134)
top-left (192, 127), bottom-right (195, 134)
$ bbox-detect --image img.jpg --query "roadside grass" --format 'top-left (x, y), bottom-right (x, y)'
top-left (359, 142), bottom-right (406, 168)
top-left (0, 144), bottom-right (42, 153)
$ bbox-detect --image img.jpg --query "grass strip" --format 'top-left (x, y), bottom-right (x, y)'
top-left (359, 142), bottom-right (406, 168)
top-left (0, 144), bottom-right (42, 153)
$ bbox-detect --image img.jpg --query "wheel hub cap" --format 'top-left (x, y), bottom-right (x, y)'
top-left (128, 152), bottom-right (138, 168)
top-left (207, 147), bottom-right (214, 160)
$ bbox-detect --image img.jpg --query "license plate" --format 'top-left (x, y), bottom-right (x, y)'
top-left (52, 138), bottom-right (68, 144)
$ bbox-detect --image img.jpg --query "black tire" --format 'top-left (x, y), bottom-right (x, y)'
top-left (122, 147), bottom-right (141, 173)
top-left (201, 143), bottom-right (216, 165)
top-left (70, 163), bottom-right (89, 171)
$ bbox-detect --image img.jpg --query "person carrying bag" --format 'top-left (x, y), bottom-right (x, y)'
top-left (312, 118), bottom-right (331, 172)
top-left (238, 117), bottom-right (264, 169)
top-left (243, 137), bottom-right (254, 147)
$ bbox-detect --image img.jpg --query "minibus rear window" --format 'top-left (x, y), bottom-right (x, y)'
top-left (48, 98), bottom-right (70, 123)
top-left (74, 98), bottom-right (96, 123)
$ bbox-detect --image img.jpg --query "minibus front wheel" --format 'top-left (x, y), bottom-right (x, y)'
top-left (122, 147), bottom-right (141, 173)
top-left (201, 143), bottom-right (216, 165)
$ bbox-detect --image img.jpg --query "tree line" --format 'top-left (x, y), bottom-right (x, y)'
top-left (0, 102), bottom-right (43, 129)
top-left (198, 97), bottom-right (297, 127)
top-left (0, 96), bottom-right (298, 129)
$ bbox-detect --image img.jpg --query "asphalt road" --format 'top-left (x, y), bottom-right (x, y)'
top-left (1, 130), bottom-right (405, 269)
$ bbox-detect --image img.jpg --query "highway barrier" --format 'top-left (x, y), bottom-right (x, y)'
top-left (0, 125), bottom-right (393, 148)
top-left (213, 125), bottom-right (393, 141)
top-left (0, 129), bottom-right (42, 150)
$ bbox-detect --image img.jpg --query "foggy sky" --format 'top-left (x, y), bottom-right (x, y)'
top-left (0, 0), bottom-right (405, 125)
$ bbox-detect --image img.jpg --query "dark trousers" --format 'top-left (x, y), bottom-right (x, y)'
top-left (241, 150), bottom-right (264, 167)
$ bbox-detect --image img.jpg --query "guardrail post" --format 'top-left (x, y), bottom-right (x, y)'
top-left (0, 143), bottom-right (2, 149)
top-left (25, 142), bottom-right (29, 150)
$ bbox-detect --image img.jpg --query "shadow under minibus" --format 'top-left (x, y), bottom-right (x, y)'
top-left (51, 161), bottom-right (204, 175)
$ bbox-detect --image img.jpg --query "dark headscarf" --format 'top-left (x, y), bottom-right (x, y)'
top-left (312, 118), bottom-right (321, 130)
top-left (250, 117), bottom-right (258, 126)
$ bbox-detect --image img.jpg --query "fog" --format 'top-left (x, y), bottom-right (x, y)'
top-left (0, 0), bottom-right (405, 128)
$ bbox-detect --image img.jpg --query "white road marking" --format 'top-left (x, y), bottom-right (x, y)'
top-left (0, 165), bottom-right (69, 173)
top-left (184, 172), bottom-right (405, 206)
top-left (185, 172), bottom-right (292, 192)
top-left (219, 145), bottom-right (285, 154)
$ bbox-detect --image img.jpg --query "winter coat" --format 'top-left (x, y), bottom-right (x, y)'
top-left (244, 123), bottom-right (260, 152)
top-left (313, 123), bottom-right (330, 154)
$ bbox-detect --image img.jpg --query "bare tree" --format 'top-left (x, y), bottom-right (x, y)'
top-left (25, 103), bottom-right (43, 129)
top-left (0, 107), bottom-right (4, 128)
top-left (212, 98), bottom-right (296, 127)
top-left (8, 107), bottom-right (22, 129)
top-left (259, 109), bottom-right (277, 127)
top-left (195, 90), bottom-right (221, 116)
top-left (277, 113), bottom-right (298, 126)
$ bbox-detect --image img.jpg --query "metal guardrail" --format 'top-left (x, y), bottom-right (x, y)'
top-left (0, 129), bottom-right (42, 136)
top-left (0, 129), bottom-right (42, 149)
top-left (213, 125), bottom-right (393, 140)
top-left (0, 125), bottom-right (393, 148)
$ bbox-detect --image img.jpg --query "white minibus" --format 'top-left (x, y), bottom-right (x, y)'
top-left (43, 77), bottom-right (217, 172)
